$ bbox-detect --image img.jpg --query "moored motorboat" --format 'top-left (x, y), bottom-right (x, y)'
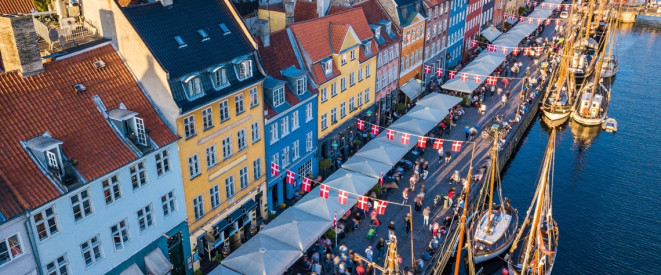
top-left (602, 117), bottom-right (617, 132)
top-left (571, 81), bottom-right (610, 126)
top-left (600, 55), bottom-right (618, 78)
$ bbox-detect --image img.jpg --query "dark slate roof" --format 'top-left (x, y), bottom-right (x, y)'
top-left (119, 0), bottom-right (255, 79)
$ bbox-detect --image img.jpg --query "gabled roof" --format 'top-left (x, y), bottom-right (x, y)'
top-left (118, 0), bottom-right (255, 78)
top-left (327, 5), bottom-right (351, 14)
top-left (0, 173), bottom-right (27, 220)
top-left (0, 44), bottom-right (178, 215)
top-left (330, 23), bottom-right (350, 54)
top-left (294, 0), bottom-right (318, 22)
top-left (0, 0), bottom-right (36, 14)
top-left (353, 0), bottom-right (402, 47)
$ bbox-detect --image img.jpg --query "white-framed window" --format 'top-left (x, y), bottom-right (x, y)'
top-left (46, 150), bottom-right (59, 171)
top-left (240, 166), bottom-right (249, 189)
top-left (358, 92), bottom-right (364, 107)
top-left (185, 76), bottom-right (203, 99)
top-left (306, 103), bottom-right (313, 122)
top-left (161, 191), bottom-right (176, 217)
top-left (350, 72), bottom-right (355, 86)
top-left (351, 49), bottom-right (356, 60)
top-left (291, 111), bottom-right (300, 130)
top-left (212, 67), bottom-right (228, 89)
top-left (376, 77), bottom-right (381, 91)
top-left (365, 88), bottom-right (370, 103)
top-left (292, 140), bottom-right (300, 160)
top-left (273, 87), bottom-right (285, 107)
top-left (331, 82), bottom-right (337, 97)
top-left (225, 176), bottom-right (235, 199)
top-left (321, 114), bottom-right (328, 130)
top-left (331, 108), bottom-right (337, 124)
top-left (296, 77), bottom-right (306, 95)
top-left (249, 87), bottom-right (259, 108)
top-left (341, 54), bottom-right (347, 65)
top-left (45, 254), bottom-right (68, 275)
top-left (299, 159), bottom-right (312, 179)
top-left (365, 41), bottom-right (372, 55)
top-left (281, 147), bottom-right (290, 167)
top-left (269, 123), bottom-right (278, 144)
top-left (130, 162), bottom-right (147, 190)
top-left (70, 190), bottom-right (93, 221)
top-left (210, 185), bottom-right (220, 209)
top-left (238, 59), bottom-right (253, 80)
top-left (237, 129), bottom-right (247, 151)
top-left (340, 102), bottom-right (346, 118)
top-left (202, 107), bottom-right (213, 130)
top-left (251, 122), bottom-right (260, 143)
top-left (280, 117), bottom-right (290, 137)
top-left (253, 158), bottom-right (262, 180)
top-left (321, 87), bottom-right (328, 102)
top-left (219, 100), bottom-right (230, 122)
top-left (341, 77), bottom-right (346, 91)
top-left (1, 234), bottom-right (23, 266)
top-left (366, 64), bottom-right (371, 77)
top-left (324, 60), bottom-right (333, 74)
top-left (102, 175), bottom-right (121, 205)
top-left (188, 154), bottom-right (200, 179)
top-left (306, 132), bottom-right (313, 152)
top-left (110, 219), bottom-right (129, 251)
top-left (350, 97), bottom-right (355, 112)
top-left (136, 204), bottom-right (154, 231)
top-left (193, 195), bottom-right (204, 220)
top-left (270, 154), bottom-right (279, 172)
top-left (183, 115), bottom-right (196, 139)
top-left (206, 145), bottom-right (217, 168)
top-left (377, 52), bottom-right (382, 68)
top-left (222, 137), bottom-right (232, 159)
top-left (155, 150), bottom-right (170, 176)
top-left (235, 93), bottom-right (245, 115)
top-left (358, 68), bottom-right (363, 81)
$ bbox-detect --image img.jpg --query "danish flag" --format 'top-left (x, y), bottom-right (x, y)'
top-left (448, 70), bottom-right (456, 79)
top-left (270, 162), bottom-right (280, 176)
top-left (286, 170), bottom-right (296, 185)
top-left (527, 17), bottom-right (533, 24)
top-left (470, 39), bottom-right (477, 48)
top-left (371, 124), bottom-right (379, 136)
top-left (460, 73), bottom-right (468, 82)
top-left (540, 3), bottom-right (545, 8)
top-left (357, 119), bottom-right (365, 130)
top-left (487, 44), bottom-right (497, 52)
top-left (401, 133), bottom-right (411, 145)
top-left (436, 68), bottom-right (443, 77)
top-left (537, 19), bottom-right (543, 25)
top-left (386, 129), bottom-right (395, 140)
top-left (535, 47), bottom-right (543, 55)
top-left (512, 48), bottom-right (520, 55)
top-left (374, 200), bottom-right (388, 215)
top-left (451, 141), bottom-right (463, 152)
top-left (486, 76), bottom-right (497, 86)
top-left (545, 19), bottom-right (551, 25)
top-left (338, 190), bottom-right (348, 205)
top-left (333, 211), bottom-right (337, 228)
top-left (555, 19), bottom-right (561, 25)
top-left (473, 75), bottom-right (481, 83)
top-left (357, 195), bottom-right (369, 210)
top-left (501, 46), bottom-right (508, 54)
top-left (433, 139), bottom-right (444, 149)
top-left (320, 184), bottom-right (330, 199)
top-left (417, 136), bottom-right (427, 148)
top-left (533, 1), bottom-right (538, 7)
top-left (510, 15), bottom-right (516, 21)
top-left (525, 1), bottom-right (530, 5)
top-left (301, 178), bottom-right (312, 192)
top-left (523, 48), bottom-right (530, 56)
top-left (424, 65), bottom-right (431, 74)
top-left (503, 13), bottom-right (509, 19)
top-left (519, 16), bottom-right (524, 22)
top-left (564, 4), bottom-right (570, 10)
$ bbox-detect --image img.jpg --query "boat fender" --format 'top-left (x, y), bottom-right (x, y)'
top-left (501, 268), bottom-right (510, 275)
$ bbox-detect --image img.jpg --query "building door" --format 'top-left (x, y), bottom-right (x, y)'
top-left (167, 231), bottom-right (186, 275)
top-left (271, 185), bottom-right (278, 211)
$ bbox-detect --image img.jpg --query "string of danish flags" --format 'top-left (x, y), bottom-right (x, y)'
top-left (270, 117), bottom-right (473, 215)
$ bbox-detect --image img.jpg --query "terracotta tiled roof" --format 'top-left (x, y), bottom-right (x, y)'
top-left (258, 30), bottom-right (298, 80)
top-left (0, 44), bottom-right (178, 213)
top-left (309, 62), bottom-right (340, 85)
top-left (423, 0), bottom-right (445, 7)
top-left (327, 5), bottom-right (351, 14)
top-left (0, 0), bottom-right (36, 14)
top-left (294, 0), bottom-right (318, 22)
top-left (330, 23), bottom-right (349, 54)
top-left (0, 172), bottom-right (27, 219)
top-left (353, 0), bottom-right (401, 47)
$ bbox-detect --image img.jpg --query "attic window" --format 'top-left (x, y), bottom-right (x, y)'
top-left (94, 60), bottom-right (106, 69)
top-left (237, 60), bottom-right (253, 80)
top-left (364, 41), bottom-right (372, 56)
top-left (26, 134), bottom-right (64, 177)
top-left (174, 36), bottom-right (187, 48)
top-left (219, 23), bottom-right (231, 35)
top-left (73, 84), bottom-right (86, 93)
top-left (324, 60), bottom-right (333, 75)
top-left (386, 23), bottom-right (392, 34)
top-left (108, 108), bottom-right (149, 147)
top-left (197, 29), bottom-right (210, 41)
top-left (296, 76), bottom-right (306, 95)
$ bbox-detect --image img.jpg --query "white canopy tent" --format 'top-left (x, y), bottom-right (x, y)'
top-left (481, 25), bottom-right (503, 42)
top-left (415, 92), bottom-right (464, 110)
top-left (389, 116), bottom-right (438, 136)
top-left (400, 78), bottom-right (424, 100)
top-left (259, 208), bottom-right (329, 250)
top-left (342, 155), bottom-right (394, 179)
top-left (407, 105), bottom-right (449, 122)
top-left (354, 140), bottom-right (411, 166)
top-left (323, 168), bottom-right (377, 195)
top-left (220, 235), bottom-right (303, 275)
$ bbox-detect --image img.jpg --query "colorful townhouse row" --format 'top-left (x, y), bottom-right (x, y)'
top-left (0, 0), bottom-right (530, 274)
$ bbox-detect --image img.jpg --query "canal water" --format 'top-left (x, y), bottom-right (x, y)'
top-left (499, 20), bottom-right (661, 274)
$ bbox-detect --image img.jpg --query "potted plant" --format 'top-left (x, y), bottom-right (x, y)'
top-left (394, 103), bottom-right (406, 114)
top-left (319, 159), bottom-right (332, 177)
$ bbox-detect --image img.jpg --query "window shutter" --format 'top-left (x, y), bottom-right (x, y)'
top-left (134, 117), bottom-right (148, 146)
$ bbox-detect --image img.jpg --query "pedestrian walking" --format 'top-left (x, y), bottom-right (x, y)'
top-left (388, 221), bottom-right (395, 235)
top-left (422, 206), bottom-right (431, 226)
top-left (448, 187), bottom-right (456, 207)
top-left (432, 220), bottom-right (440, 235)
top-left (464, 126), bottom-right (470, 140)
top-left (365, 246), bottom-right (373, 262)
top-left (409, 174), bottom-right (417, 191)
top-left (376, 238), bottom-right (385, 260)
top-left (404, 213), bottom-right (412, 233)
top-left (437, 147), bottom-right (444, 163)
top-left (501, 94), bottom-right (508, 107)
top-left (502, 78), bottom-right (509, 89)
top-left (414, 197), bottom-right (422, 212)
top-left (402, 188), bottom-right (409, 204)
top-left (444, 151), bottom-right (452, 163)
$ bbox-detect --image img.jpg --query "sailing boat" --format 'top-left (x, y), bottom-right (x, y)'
top-left (541, 47), bottom-right (578, 121)
top-left (568, 0), bottom-right (600, 82)
top-left (600, 6), bottom-right (620, 78)
top-left (507, 129), bottom-right (559, 275)
top-left (469, 136), bottom-right (518, 263)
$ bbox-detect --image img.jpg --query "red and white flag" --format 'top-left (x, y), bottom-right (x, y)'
top-left (555, 19), bottom-right (561, 25)
top-left (503, 13), bottom-right (509, 19)
top-left (436, 68), bottom-right (443, 77)
top-left (424, 65), bottom-right (431, 74)
top-left (545, 19), bottom-right (551, 25)
top-left (433, 138), bottom-right (444, 149)
top-left (460, 73), bottom-right (468, 82)
top-left (374, 200), bottom-right (388, 215)
top-left (519, 16), bottom-right (524, 22)
top-left (448, 70), bottom-right (456, 79)
top-left (487, 44), bottom-right (497, 52)
top-left (535, 47), bottom-right (543, 55)
top-left (470, 39), bottom-right (477, 48)
top-left (525, 1), bottom-right (530, 5)
top-left (501, 46), bottom-right (508, 54)
top-left (286, 170), bottom-right (296, 185)
top-left (357, 195), bottom-right (369, 210)
top-left (540, 3), bottom-right (545, 8)
top-left (473, 75), bottom-right (481, 83)
top-left (338, 190), bottom-right (348, 205)
top-left (371, 124), bottom-right (380, 136)
top-left (523, 48), bottom-right (530, 56)
top-left (486, 76), bottom-right (497, 86)
top-left (417, 136), bottom-right (427, 148)
top-left (357, 119), bottom-right (365, 130)
top-left (333, 211), bottom-right (337, 228)
top-left (302, 178), bottom-right (312, 192)
top-left (386, 129), bottom-right (395, 140)
top-left (320, 184), bottom-right (330, 199)
top-left (510, 15), bottom-right (516, 21)
top-left (564, 4), bottom-right (570, 10)
top-left (451, 141), bottom-right (463, 152)
top-left (512, 47), bottom-right (520, 55)
top-left (533, 1), bottom-right (538, 7)
top-left (270, 162), bottom-right (280, 177)
top-left (401, 133), bottom-right (411, 145)
top-left (537, 18), bottom-right (543, 25)
top-left (527, 17), bottom-right (533, 24)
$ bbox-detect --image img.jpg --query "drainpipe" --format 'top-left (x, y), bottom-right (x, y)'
top-left (25, 211), bottom-right (44, 275)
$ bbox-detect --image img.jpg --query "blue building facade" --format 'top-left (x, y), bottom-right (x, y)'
top-left (446, 0), bottom-right (467, 68)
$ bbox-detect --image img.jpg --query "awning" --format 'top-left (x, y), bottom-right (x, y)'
top-left (400, 78), bottom-right (423, 100)
top-left (292, 186), bottom-right (350, 221)
top-left (354, 140), bottom-right (410, 166)
top-left (415, 93), bottom-right (463, 111)
top-left (243, 198), bottom-right (258, 212)
top-left (342, 155), bottom-right (394, 179)
top-left (221, 234), bottom-right (302, 275)
top-left (506, 17), bottom-right (517, 25)
top-left (481, 25), bottom-right (503, 42)
top-left (407, 105), bottom-right (449, 122)
top-left (389, 116), bottom-right (438, 136)
top-left (120, 263), bottom-right (144, 275)
top-left (323, 168), bottom-right (377, 195)
top-left (259, 208), bottom-right (328, 250)
top-left (144, 248), bottom-right (173, 275)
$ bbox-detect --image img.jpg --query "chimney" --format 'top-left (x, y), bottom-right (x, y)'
top-left (160, 0), bottom-right (174, 7)
top-left (0, 14), bottom-right (44, 77)
top-left (400, 6), bottom-right (408, 19)
top-left (415, 3), bottom-right (421, 13)
top-left (284, 0), bottom-right (296, 25)
top-left (317, 0), bottom-right (330, 17)
top-left (255, 19), bottom-right (270, 47)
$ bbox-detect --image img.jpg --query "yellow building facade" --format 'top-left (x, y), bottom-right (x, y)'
top-left (399, 17), bottom-right (426, 86)
top-left (257, 7), bottom-right (287, 32)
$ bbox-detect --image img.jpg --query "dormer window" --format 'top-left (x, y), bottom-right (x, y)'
top-left (174, 36), bottom-right (187, 48)
top-left (108, 107), bottom-right (149, 147)
top-left (197, 29), bottom-right (210, 41)
top-left (324, 60), bottom-right (333, 75)
top-left (184, 76), bottom-right (203, 99)
top-left (211, 67), bottom-right (228, 89)
top-left (26, 134), bottom-right (64, 178)
top-left (296, 76), bottom-right (306, 95)
top-left (237, 60), bottom-right (253, 80)
top-left (364, 41), bottom-right (372, 56)
top-left (386, 23), bottom-right (392, 34)
top-left (220, 23), bottom-right (231, 35)
top-left (273, 86), bottom-right (285, 107)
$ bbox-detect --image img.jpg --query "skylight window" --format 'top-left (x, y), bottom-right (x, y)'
top-left (197, 29), bottom-right (210, 41)
top-left (174, 36), bottom-right (187, 48)
top-left (219, 23), bottom-right (231, 35)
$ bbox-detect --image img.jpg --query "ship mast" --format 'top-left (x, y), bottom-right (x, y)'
top-left (453, 142), bottom-right (477, 275)
top-left (486, 134), bottom-right (498, 227)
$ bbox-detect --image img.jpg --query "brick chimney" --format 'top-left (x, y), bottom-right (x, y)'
top-left (255, 19), bottom-right (270, 47)
top-left (0, 14), bottom-right (44, 77)
top-left (284, 0), bottom-right (296, 25)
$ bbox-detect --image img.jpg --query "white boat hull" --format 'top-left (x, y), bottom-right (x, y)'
top-left (542, 108), bottom-right (571, 121)
top-left (474, 235), bottom-right (516, 263)
top-left (571, 111), bottom-right (605, 126)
